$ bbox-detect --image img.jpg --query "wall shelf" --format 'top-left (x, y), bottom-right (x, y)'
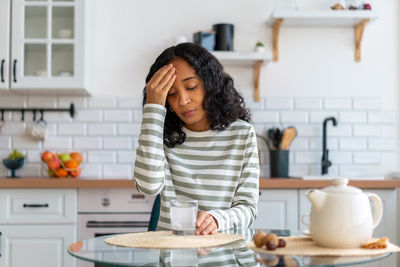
top-left (267, 10), bottom-right (378, 62)
top-left (212, 51), bottom-right (272, 102)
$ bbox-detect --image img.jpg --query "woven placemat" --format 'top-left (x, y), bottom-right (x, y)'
top-left (246, 236), bottom-right (400, 256)
top-left (105, 231), bottom-right (243, 249)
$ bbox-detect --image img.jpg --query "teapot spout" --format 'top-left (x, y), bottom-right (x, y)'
top-left (307, 189), bottom-right (326, 211)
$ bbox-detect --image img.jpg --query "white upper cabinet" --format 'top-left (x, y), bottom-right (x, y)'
top-left (0, 0), bottom-right (10, 90)
top-left (2, 0), bottom-right (91, 95)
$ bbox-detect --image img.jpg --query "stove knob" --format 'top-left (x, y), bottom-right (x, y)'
top-left (102, 198), bottom-right (110, 207)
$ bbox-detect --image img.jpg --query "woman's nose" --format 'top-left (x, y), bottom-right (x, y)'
top-left (179, 92), bottom-right (191, 105)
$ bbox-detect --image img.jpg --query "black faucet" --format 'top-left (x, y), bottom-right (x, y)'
top-left (322, 117), bottom-right (337, 175)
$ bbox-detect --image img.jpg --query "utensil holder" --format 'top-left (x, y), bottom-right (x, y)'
top-left (270, 150), bottom-right (289, 178)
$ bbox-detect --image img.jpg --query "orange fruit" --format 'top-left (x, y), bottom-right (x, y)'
top-left (70, 152), bottom-right (82, 165)
top-left (47, 158), bottom-right (61, 170)
top-left (64, 160), bottom-right (78, 170)
top-left (55, 168), bottom-right (68, 178)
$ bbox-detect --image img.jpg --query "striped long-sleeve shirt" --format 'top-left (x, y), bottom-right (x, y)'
top-left (133, 104), bottom-right (260, 231)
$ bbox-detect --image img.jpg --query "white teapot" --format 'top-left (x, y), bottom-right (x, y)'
top-left (306, 178), bottom-right (383, 248)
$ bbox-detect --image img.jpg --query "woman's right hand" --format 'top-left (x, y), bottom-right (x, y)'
top-left (146, 64), bottom-right (176, 106)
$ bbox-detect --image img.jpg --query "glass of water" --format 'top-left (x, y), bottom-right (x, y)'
top-left (170, 199), bottom-right (198, 235)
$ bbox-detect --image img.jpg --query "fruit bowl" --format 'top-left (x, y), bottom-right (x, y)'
top-left (41, 151), bottom-right (83, 178)
top-left (3, 158), bottom-right (25, 178)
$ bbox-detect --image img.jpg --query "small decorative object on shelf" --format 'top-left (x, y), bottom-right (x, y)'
top-left (2, 149), bottom-right (25, 178)
top-left (331, 0), bottom-right (346, 10)
top-left (255, 42), bottom-right (265, 53)
top-left (346, 0), bottom-right (363, 10)
top-left (41, 150), bottom-right (83, 178)
top-left (363, 2), bottom-right (372, 10)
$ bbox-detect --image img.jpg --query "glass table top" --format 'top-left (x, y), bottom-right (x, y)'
top-left (68, 229), bottom-right (392, 267)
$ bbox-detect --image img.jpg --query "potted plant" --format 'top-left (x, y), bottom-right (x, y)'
top-left (255, 42), bottom-right (265, 53)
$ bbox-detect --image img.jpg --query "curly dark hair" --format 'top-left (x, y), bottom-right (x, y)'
top-left (143, 42), bottom-right (251, 148)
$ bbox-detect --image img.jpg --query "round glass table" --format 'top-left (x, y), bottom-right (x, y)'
top-left (68, 229), bottom-right (392, 267)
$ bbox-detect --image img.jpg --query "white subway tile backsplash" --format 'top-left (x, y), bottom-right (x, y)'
top-left (74, 137), bottom-right (102, 149)
top-left (281, 111), bottom-right (308, 123)
top-left (0, 137), bottom-right (11, 149)
top-left (118, 151), bottom-right (136, 163)
top-left (339, 138), bottom-right (367, 150)
top-left (368, 111), bottom-right (396, 123)
top-left (88, 123), bottom-right (116, 136)
top-left (368, 138), bottom-right (396, 151)
top-left (58, 123), bottom-right (87, 136)
top-left (118, 123), bottom-right (141, 136)
top-left (353, 152), bottom-right (382, 164)
top-left (28, 96), bottom-right (57, 108)
top-left (252, 111), bottom-right (279, 123)
top-left (103, 137), bottom-right (131, 149)
top-left (353, 98), bottom-right (382, 110)
top-left (88, 151), bottom-right (116, 163)
top-left (118, 97), bottom-right (142, 109)
top-left (324, 98), bottom-right (352, 110)
top-left (18, 164), bottom-right (41, 177)
top-left (266, 98), bottom-right (293, 110)
top-left (310, 112), bottom-right (338, 123)
top-left (295, 98), bottom-right (323, 110)
top-left (13, 136), bottom-right (41, 149)
top-left (43, 137), bottom-right (72, 149)
top-left (88, 96), bottom-right (117, 108)
top-left (1, 122), bottom-right (26, 135)
top-left (75, 110), bottom-right (103, 122)
top-left (353, 125), bottom-right (381, 137)
top-left (103, 164), bottom-right (132, 179)
top-left (104, 110), bottom-right (132, 122)
top-left (339, 112), bottom-right (367, 123)
top-left (0, 95), bottom-right (393, 179)
top-left (58, 96), bottom-right (87, 109)
top-left (0, 96), bottom-right (26, 107)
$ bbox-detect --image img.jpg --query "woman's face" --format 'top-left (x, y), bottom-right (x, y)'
top-left (167, 58), bottom-right (210, 132)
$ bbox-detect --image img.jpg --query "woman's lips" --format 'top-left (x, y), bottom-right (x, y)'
top-left (182, 110), bottom-right (196, 117)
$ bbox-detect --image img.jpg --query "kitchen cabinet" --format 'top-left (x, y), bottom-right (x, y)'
top-left (212, 51), bottom-right (272, 102)
top-left (254, 189), bottom-right (298, 229)
top-left (0, 0), bottom-right (91, 95)
top-left (299, 189), bottom-right (398, 267)
top-left (0, 189), bottom-right (77, 267)
top-left (267, 10), bottom-right (378, 62)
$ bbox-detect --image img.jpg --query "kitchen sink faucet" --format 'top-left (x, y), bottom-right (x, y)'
top-left (322, 117), bottom-right (337, 175)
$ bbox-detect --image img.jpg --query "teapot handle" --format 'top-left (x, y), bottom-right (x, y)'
top-left (366, 192), bottom-right (383, 229)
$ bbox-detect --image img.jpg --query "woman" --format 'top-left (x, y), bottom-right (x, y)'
top-left (133, 42), bottom-right (259, 235)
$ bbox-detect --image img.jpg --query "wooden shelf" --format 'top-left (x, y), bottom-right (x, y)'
top-left (212, 51), bottom-right (272, 102)
top-left (267, 10), bottom-right (378, 62)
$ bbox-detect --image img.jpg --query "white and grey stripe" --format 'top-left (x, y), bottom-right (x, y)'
top-left (133, 104), bottom-right (259, 231)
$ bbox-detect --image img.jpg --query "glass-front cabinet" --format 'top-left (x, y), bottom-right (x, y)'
top-left (0, 1), bottom-right (11, 90)
top-left (1, 0), bottom-right (90, 94)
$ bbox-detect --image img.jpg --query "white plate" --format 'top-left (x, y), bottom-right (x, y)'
top-left (302, 229), bottom-right (310, 236)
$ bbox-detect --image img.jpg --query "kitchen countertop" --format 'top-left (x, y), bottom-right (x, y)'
top-left (0, 178), bottom-right (399, 189)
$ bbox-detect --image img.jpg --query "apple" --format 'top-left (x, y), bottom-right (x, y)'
top-left (41, 151), bottom-right (53, 162)
top-left (47, 157), bottom-right (61, 170)
top-left (48, 169), bottom-right (56, 178)
top-left (59, 153), bottom-right (72, 163)
top-left (69, 167), bottom-right (81, 178)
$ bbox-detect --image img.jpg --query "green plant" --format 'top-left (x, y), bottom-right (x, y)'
top-left (256, 42), bottom-right (264, 47)
top-left (7, 149), bottom-right (25, 160)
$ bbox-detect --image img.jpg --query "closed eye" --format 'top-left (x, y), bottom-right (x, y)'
top-left (187, 85), bottom-right (197, 90)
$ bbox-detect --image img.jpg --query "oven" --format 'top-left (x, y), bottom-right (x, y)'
top-left (77, 188), bottom-right (155, 267)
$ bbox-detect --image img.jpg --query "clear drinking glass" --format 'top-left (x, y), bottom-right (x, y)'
top-left (170, 199), bottom-right (198, 235)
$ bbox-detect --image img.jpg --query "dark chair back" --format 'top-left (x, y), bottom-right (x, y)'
top-left (148, 194), bottom-right (161, 231)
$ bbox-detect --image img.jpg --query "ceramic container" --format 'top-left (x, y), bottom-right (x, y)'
top-left (306, 178), bottom-right (383, 248)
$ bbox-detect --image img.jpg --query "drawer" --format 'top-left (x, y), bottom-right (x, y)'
top-left (0, 189), bottom-right (77, 224)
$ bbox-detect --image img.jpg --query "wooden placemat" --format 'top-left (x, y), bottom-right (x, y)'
top-left (246, 236), bottom-right (400, 256)
top-left (105, 231), bottom-right (243, 249)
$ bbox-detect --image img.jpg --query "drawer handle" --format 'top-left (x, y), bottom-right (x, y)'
top-left (86, 221), bottom-right (149, 228)
top-left (23, 203), bottom-right (49, 208)
top-left (1, 59), bottom-right (4, 83)
top-left (12, 59), bottom-right (17, 83)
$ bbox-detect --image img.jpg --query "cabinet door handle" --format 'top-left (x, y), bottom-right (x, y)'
top-left (0, 232), bottom-right (2, 257)
top-left (23, 203), bottom-right (49, 208)
top-left (0, 60), bottom-right (4, 83)
top-left (12, 59), bottom-right (17, 83)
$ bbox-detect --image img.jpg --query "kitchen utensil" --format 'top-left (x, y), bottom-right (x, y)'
top-left (256, 134), bottom-right (271, 150)
top-left (280, 127), bottom-right (297, 150)
top-left (267, 129), bottom-right (276, 149)
top-left (274, 128), bottom-right (282, 148)
top-left (305, 178), bottom-right (383, 248)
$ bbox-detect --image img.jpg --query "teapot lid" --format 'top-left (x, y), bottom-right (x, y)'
top-left (322, 178), bottom-right (361, 194)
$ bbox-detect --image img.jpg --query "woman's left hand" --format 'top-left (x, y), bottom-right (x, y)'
top-left (195, 210), bottom-right (218, 235)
